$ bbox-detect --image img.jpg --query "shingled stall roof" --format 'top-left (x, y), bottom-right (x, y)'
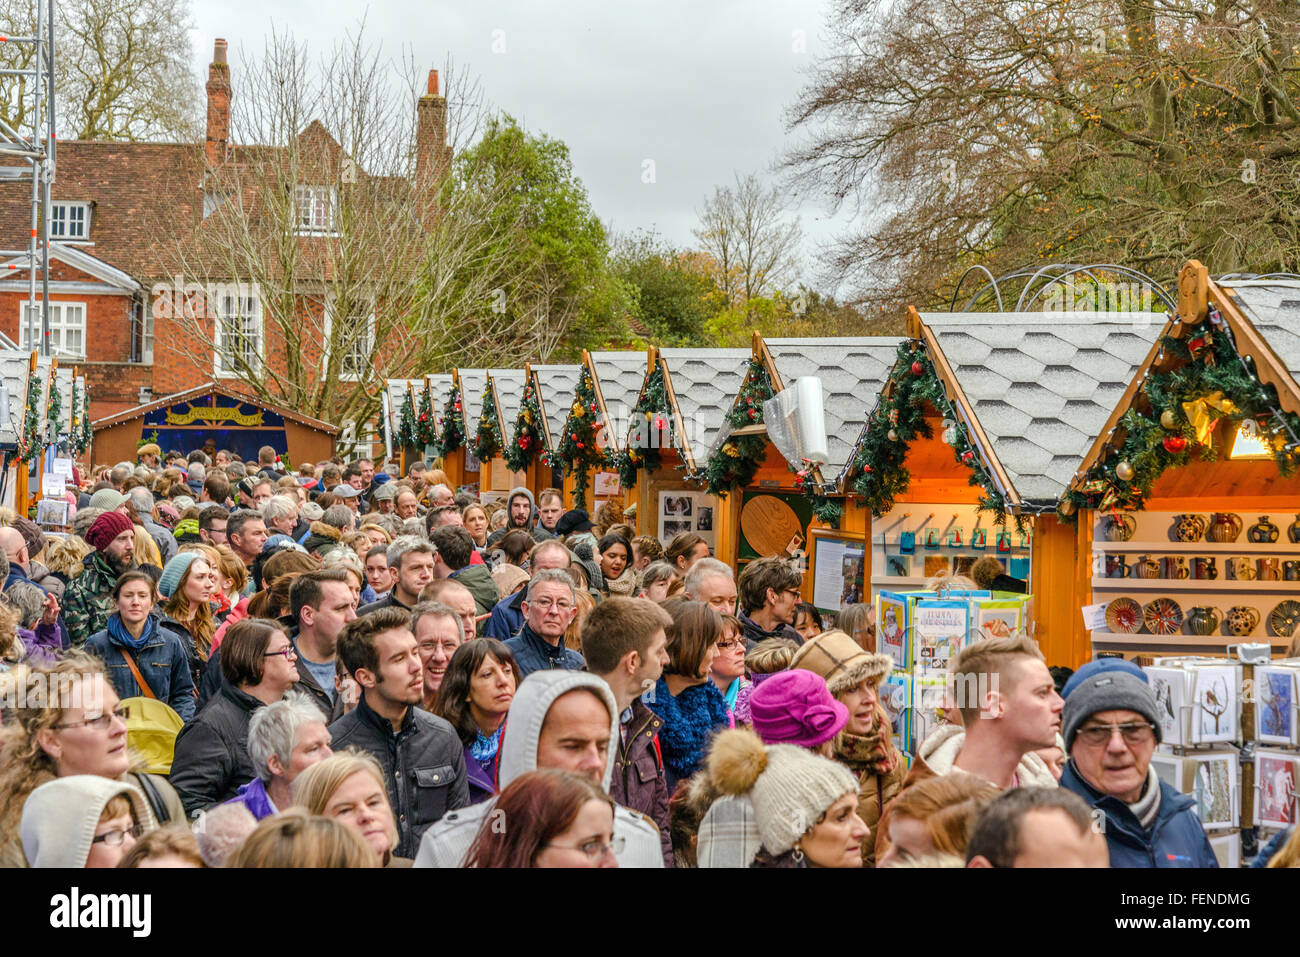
top-left (385, 379), bottom-right (410, 435)
top-left (1213, 279), bottom-right (1300, 419)
top-left (658, 348), bottom-right (752, 474)
top-left (456, 369), bottom-right (488, 440)
top-left (531, 364), bottom-right (582, 452)
top-left (759, 337), bottom-right (904, 482)
top-left (488, 369), bottom-right (528, 436)
top-left (423, 374), bottom-right (456, 438)
top-left (915, 311), bottom-right (1165, 506)
top-left (587, 351), bottom-right (651, 455)
top-left (0, 355), bottom-right (72, 447)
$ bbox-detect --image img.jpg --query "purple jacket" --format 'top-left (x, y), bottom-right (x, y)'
top-left (611, 698), bottom-right (672, 867)
top-left (463, 744), bottom-right (498, 805)
top-left (225, 776), bottom-right (278, 821)
top-left (18, 622), bottom-right (63, 666)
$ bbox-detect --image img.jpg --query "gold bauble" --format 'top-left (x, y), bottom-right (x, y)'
top-left (1115, 460), bottom-right (1135, 481)
top-left (1160, 410), bottom-right (1177, 430)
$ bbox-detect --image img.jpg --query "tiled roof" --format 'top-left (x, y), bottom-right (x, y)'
top-left (488, 369), bottom-right (527, 433)
top-left (588, 352), bottom-right (649, 453)
top-left (385, 379), bottom-right (410, 433)
top-left (763, 337), bottom-right (904, 479)
top-left (1217, 281), bottom-right (1300, 383)
top-left (659, 348), bottom-right (751, 470)
top-left (456, 370), bottom-right (488, 436)
top-left (918, 312), bottom-right (1165, 504)
top-left (531, 364), bottom-right (582, 450)
top-left (424, 374), bottom-right (455, 436)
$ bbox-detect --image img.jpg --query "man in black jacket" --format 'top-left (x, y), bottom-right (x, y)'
top-left (288, 568), bottom-right (356, 722)
top-left (170, 619), bottom-right (301, 818)
top-left (329, 607), bottom-right (469, 858)
top-left (357, 537), bottom-right (433, 616)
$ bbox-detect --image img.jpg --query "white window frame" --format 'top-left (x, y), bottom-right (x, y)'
top-left (49, 202), bottom-right (91, 240)
top-left (293, 185), bottom-right (338, 236)
top-left (20, 301), bottom-right (86, 359)
top-left (139, 305), bottom-right (155, 364)
top-left (323, 294), bottom-right (375, 382)
top-left (213, 287), bottom-right (263, 378)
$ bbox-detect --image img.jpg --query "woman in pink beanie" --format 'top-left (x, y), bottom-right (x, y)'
top-left (748, 669), bottom-right (848, 756)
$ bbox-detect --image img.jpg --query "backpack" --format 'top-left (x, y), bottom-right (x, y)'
top-left (118, 648), bottom-right (184, 774)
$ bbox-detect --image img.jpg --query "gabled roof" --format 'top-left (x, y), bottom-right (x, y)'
top-left (455, 369), bottom-right (488, 440)
top-left (760, 337), bottom-right (904, 481)
top-left (0, 242), bottom-right (142, 293)
top-left (424, 374), bottom-right (456, 436)
top-left (0, 354), bottom-right (72, 447)
top-left (91, 381), bottom-right (339, 434)
top-left (1213, 279), bottom-right (1300, 417)
top-left (916, 311), bottom-right (1165, 505)
top-left (586, 351), bottom-right (651, 455)
top-left (385, 379), bottom-right (411, 433)
top-left (530, 364), bottom-right (582, 452)
top-left (658, 348), bottom-right (751, 473)
top-left (488, 369), bottom-right (528, 437)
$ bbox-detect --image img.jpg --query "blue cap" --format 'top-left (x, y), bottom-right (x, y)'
top-left (1061, 657), bottom-right (1148, 699)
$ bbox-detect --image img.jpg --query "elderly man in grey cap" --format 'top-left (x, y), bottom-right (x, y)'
top-left (1058, 659), bottom-right (1217, 868)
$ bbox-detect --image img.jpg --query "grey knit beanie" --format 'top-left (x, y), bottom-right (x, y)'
top-left (1062, 668), bottom-right (1162, 751)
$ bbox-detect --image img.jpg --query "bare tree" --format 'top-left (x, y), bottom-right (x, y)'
top-left (0, 0), bottom-right (201, 140)
top-left (155, 25), bottom-right (538, 438)
top-left (693, 172), bottom-right (804, 307)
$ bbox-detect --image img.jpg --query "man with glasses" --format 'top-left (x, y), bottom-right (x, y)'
top-left (505, 568), bottom-right (585, 676)
top-left (484, 539), bottom-right (572, 640)
top-left (1058, 659), bottom-right (1217, 868)
top-left (735, 556), bottom-right (804, 648)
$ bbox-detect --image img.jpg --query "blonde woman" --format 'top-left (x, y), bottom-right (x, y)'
top-left (42, 535), bottom-right (93, 593)
top-left (358, 523), bottom-right (392, 550)
top-left (293, 751), bottom-right (407, 866)
top-left (131, 514), bottom-right (163, 570)
top-left (0, 654), bottom-right (185, 866)
top-left (226, 808), bottom-right (378, 868)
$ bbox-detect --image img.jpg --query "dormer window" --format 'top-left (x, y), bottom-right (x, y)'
top-left (293, 185), bottom-right (337, 235)
top-left (49, 202), bottom-right (90, 240)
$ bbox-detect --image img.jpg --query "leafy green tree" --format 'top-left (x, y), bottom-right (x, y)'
top-left (611, 230), bottom-right (724, 346)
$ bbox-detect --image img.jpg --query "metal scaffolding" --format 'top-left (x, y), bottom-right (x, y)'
top-left (0, 0), bottom-right (55, 356)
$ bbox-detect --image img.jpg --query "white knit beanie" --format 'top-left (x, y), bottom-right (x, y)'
top-left (708, 729), bottom-right (860, 856)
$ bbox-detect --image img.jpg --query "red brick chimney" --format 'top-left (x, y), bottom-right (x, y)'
top-left (205, 39), bottom-right (232, 167)
top-left (415, 69), bottom-right (452, 186)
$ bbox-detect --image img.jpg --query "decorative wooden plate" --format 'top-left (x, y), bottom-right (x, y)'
top-left (1143, 598), bottom-right (1183, 636)
top-left (1270, 600), bottom-right (1300, 638)
top-left (739, 495), bottom-right (802, 557)
top-left (1105, 597), bottom-right (1142, 634)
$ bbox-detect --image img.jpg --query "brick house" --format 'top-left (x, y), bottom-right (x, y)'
top-left (0, 38), bottom-right (453, 427)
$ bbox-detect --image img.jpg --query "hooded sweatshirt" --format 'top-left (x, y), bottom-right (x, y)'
top-left (485, 487), bottom-right (553, 546)
top-left (412, 669), bottom-right (663, 868)
top-left (873, 723), bottom-right (1057, 861)
top-left (21, 775), bottom-right (151, 868)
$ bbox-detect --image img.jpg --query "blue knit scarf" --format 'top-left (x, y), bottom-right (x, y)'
top-left (106, 612), bottom-right (157, 652)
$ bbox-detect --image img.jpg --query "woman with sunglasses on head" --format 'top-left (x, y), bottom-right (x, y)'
top-left (461, 769), bottom-right (619, 868)
top-left (0, 653), bottom-right (184, 867)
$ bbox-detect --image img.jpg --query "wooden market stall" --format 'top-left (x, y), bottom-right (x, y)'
top-left (701, 333), bottom-right (902, 574)
top-left (621, 345), bottom-right (751, 559)
top-left (470, 368), bottom-right (531, 502)
top-left (2, 351), bottom-right (75, 515)
top-left (840, 308), bottom-right (1164, 670)
top-left (91, 383), bottom-right (337, 471)
top-left (514, 362), bottom-right (581, 501)
top-left (436, 369), bottom-right (485, 494)
top-left (1071, 262), bottom-right (1300, 662)
top-left (385, 374), bottom-right (454, 479)
top-left (552, 350), bottom-right (649, 513)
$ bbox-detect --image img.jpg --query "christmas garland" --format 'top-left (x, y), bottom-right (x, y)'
top-left (416, 384), bottom-right (438, 449)
top-left (80, 385), bottom-right (92, 454)
top-left (506, 379), bottom-right (545, 473)
top-left (792, 459), bottom-right (844, 526)
top-left (19, 374), bottom-right (41, 466)
top-left (618, 364), bottom-right (674, 488)
top-left (556, 366), bottom-right (610, 510)
top-left (1061, 308), bottom-right (1300, 518)
top-left (396, 389), bottom-right (419, 449)
top-left (850, 342), bottom-right (1015, 523)
top-left (45, 373), bottom-right (61, 444)
top-left (472, 387), bottom-right (503, 462)
top-left (704, 359), bottom-right (773, 495)
top-left (436, 385), bottom-right (464, 456)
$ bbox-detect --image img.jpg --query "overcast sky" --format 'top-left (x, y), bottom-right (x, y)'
top-left (188, 0), bottom-right (855, 292)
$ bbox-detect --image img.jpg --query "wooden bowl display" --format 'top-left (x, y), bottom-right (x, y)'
top-left (1142, 598), bottom-right (1183, 636)
top-left (1105, 597), bottom-right (1142, 634)
top-left (739, 495), bottom-right (802, 558)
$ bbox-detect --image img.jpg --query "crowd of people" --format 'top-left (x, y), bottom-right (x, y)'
top-left (0, 442), bottom-right (1286, 868)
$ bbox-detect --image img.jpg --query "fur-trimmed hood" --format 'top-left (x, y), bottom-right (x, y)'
top-left (307, 521), bottom-right (344, 541)
top-left (790, 630), bottom-right (893, 696)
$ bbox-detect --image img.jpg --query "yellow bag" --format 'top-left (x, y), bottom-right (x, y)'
top-left (120, 696), bottom-right (184, 775)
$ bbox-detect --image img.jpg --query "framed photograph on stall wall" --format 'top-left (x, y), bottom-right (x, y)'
top-left (807, 527), bottom-right (868, 615)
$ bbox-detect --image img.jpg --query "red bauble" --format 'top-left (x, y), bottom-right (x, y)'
top-left (962, 450), bottom-right (974, 463)
top-left (1162, 435), bottom-right (1187, 453)
top-left (654, 417), bottom-right (665, 430)
top-left (570, 433), bottom-right (577, 441)
top-left (911, 361), bottom-right (923, 375)
top-left (864, 465), bottom-right (873, 473)
top-left (577, 442), bottom-right (585, 450)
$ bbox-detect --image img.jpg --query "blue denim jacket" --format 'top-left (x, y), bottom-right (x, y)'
top-left (84, 616), bottom-right (197, 722)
